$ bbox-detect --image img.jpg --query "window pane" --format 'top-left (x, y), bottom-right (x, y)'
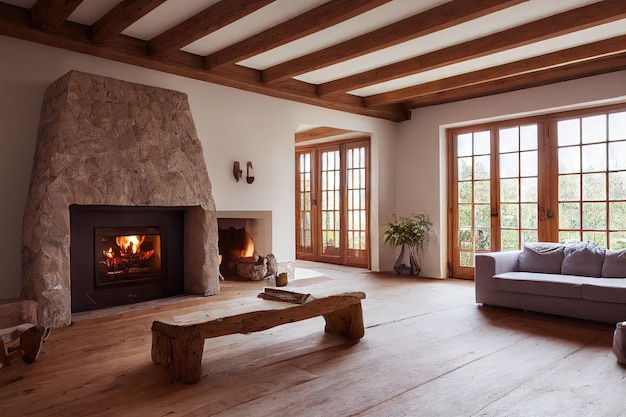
top-left (458, 204), bottom-right (472, 227)
top-left (558, 147), bottom-right (580, 174)
top-left (609, 112), bottom-right (626, 141)
top-left (474, 155), bottom-right (490, 180)
top-left (520, 125), bottom-right (538, 150)
top-left (501, 229), bottom-right (519, 250)
top-left (560, 231), bottom-right (580, 243)
top-left (499, 127), bottom-right (519, 153)
top-left (582, 202), bottom-right (606, 230)
top-left (559, 174), bottom-right (580, 201)
top-left (474, 131), bottom-right (491, 155)
top-left (522, 229), bottom-right (538, 244)
top-left (609, 231), bottom-right (626, 249)
top-left (609, 172), bottom-right (626, 200)
top-left (558, 119), bottom-right (580, 146)
top-left (458, 157), bottom-right (472, 181)
top-left (608, 141), bottom-right (626, 170)
top-left (582, 114), bottom-right (606, 143)
top-left (474, 205), bottom-right (490, 227)
top-left (460, 251), bottom-right (473, 267)
top-left (458, 181), bottom-right (472, 203)
top-left (610, 202), bottom-right (626, 230)
top-left (474, 229), bottom-right (491, 250)
top-left (501, 204), bottom-right (519, 228)
top-left (474, 181), bottom-right (490, 203)
top-left (459, 229), bottom-right (472, 249)
top-left (581, 143), bottom-right (606, 172)
top-left (559, 202), bottom-right (580, 229)
top-left (520, 151), bottom-right (537, 177)
top-left (582, 173), bottom-right (606, 201)
top-left (583, 231), bottom-right (606, 247)
top-left (457, 133), bottom-right (473, 156)
top-left (499, 153), bottom-right (519, 178)
top-left (520, 177), bottom-right (537, 202)
top-left (500, 178), bottom-right (519, 202)
top-left (521, 203), bottom-right (537, 229)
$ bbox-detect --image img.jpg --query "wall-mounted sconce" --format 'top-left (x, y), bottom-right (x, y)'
top-left (233, 161), bottom-right (242, 182)
top-left (246, 161), bottom-right (255, 184)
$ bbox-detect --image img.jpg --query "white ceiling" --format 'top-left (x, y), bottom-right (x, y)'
top-left (2, 0), bottom-right (624, 120)
top-left (70, 0), bottom-right (618, 95)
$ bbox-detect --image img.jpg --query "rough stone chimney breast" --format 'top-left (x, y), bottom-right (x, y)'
top-left (22, 71), bottom-right (220, 328)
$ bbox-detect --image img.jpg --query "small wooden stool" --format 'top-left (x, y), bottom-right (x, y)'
top-left (1, 325), bottom-right (50, 367)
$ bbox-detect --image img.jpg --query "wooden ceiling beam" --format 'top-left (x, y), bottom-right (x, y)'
top-left (366, 35), bottom-right (626, 107)
top-left (403, 53), bottom-right (626, 110)
top-left (30, 0), bottom-right (84, 29)
top-left (0, 2), bottom-right (408, 122)
top-left (148, 0), bottom-right (275, 57)
top-left (205, 0), bottom-right (391, 70)
top-left (262, 0), bottom-right (527, 84)
top-left (319, 0), bottom-right (626, 96)
top-left (91, 0), bottom-right (166, 43)
top-left (295, 127), bottom-right (359, 143)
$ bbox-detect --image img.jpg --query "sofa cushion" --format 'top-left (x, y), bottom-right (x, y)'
top-left (602, 249), bottom-right (626, 278)
top-left (561, 242), bottom-right (605, 277)
top-left (582, 278), bottom-right (626, 303)
top-left (518, 243), bottom-right (565, 274)
top-left (493, 272), bottom-right (583, 299)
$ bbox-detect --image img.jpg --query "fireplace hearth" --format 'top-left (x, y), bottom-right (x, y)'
top-left (22, 71), bottom-right (220, 328)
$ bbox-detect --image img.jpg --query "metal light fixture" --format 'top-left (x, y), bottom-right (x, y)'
top-left (233, 161), bottom-right (242, 182)
top-left (246, 161), bottom-right (255, 184)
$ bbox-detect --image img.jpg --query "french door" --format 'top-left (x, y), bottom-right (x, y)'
top-left (449, 122), bottom-right (545, 278)
top-left (296, 139), bottom-right (369, 268)
top-left (448, 105), bottom-right (626, 279)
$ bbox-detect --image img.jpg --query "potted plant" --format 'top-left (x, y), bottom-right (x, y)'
top-left (383, 213), bottom-right (433, 276)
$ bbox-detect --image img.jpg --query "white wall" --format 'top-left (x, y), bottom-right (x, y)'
top-left (397, 70), bottom-right (626, 278)
top-left (0, 35), bottom-right (398, 300)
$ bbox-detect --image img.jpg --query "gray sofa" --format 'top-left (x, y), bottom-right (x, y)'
top-left (474, 242), bottom-right (626, 323)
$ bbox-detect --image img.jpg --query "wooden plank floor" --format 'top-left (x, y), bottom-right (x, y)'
top-left (1, 261), bottom-right (624, 416)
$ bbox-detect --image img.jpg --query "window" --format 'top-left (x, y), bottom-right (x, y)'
top-left (448, 105), bottom-right (626, 279)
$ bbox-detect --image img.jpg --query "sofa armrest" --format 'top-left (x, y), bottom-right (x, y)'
top-left (474, 251), bottom-right (520, 303)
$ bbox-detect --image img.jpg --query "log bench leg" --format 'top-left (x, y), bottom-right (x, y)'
top-left (152, 329), bottom-right (205, 384)
top-left (323, 302), bottom-right (365, 340)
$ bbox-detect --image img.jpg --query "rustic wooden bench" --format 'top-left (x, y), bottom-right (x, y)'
top-left (151, 290), bottom-right (366, 384)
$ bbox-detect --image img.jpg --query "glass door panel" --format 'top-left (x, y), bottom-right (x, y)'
top-left (499, 124), bottom-right (539, 250)
top-left (454, 130), bottom-right (492, 276)
top-left (346, 144), bottom-right (368, 266)
top-left (450, 123), bottom-right (541, 279)
top-left (556, 110), bottom-right (626, 248)
top-left (320, 149), bottom-right (341, 257)
top-left (295, 151), bottom-right (314, 255)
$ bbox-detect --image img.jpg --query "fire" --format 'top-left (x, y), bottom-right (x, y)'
top-left (243, 237), bottom-right (254, 257)
top-left (116, 235), bottom-right (145, 254)
top-left (101, 234), bottom-right (156, 276)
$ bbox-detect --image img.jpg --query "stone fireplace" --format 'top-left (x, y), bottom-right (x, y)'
top-left (22, 71), bottom-right (220, 328)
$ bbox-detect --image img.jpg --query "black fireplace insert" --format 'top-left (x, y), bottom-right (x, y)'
top-left (70, 205), bottom-right (184, 313)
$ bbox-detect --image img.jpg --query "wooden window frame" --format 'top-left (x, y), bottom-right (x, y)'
top-left (447, 103), bottom-right (626, 279)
